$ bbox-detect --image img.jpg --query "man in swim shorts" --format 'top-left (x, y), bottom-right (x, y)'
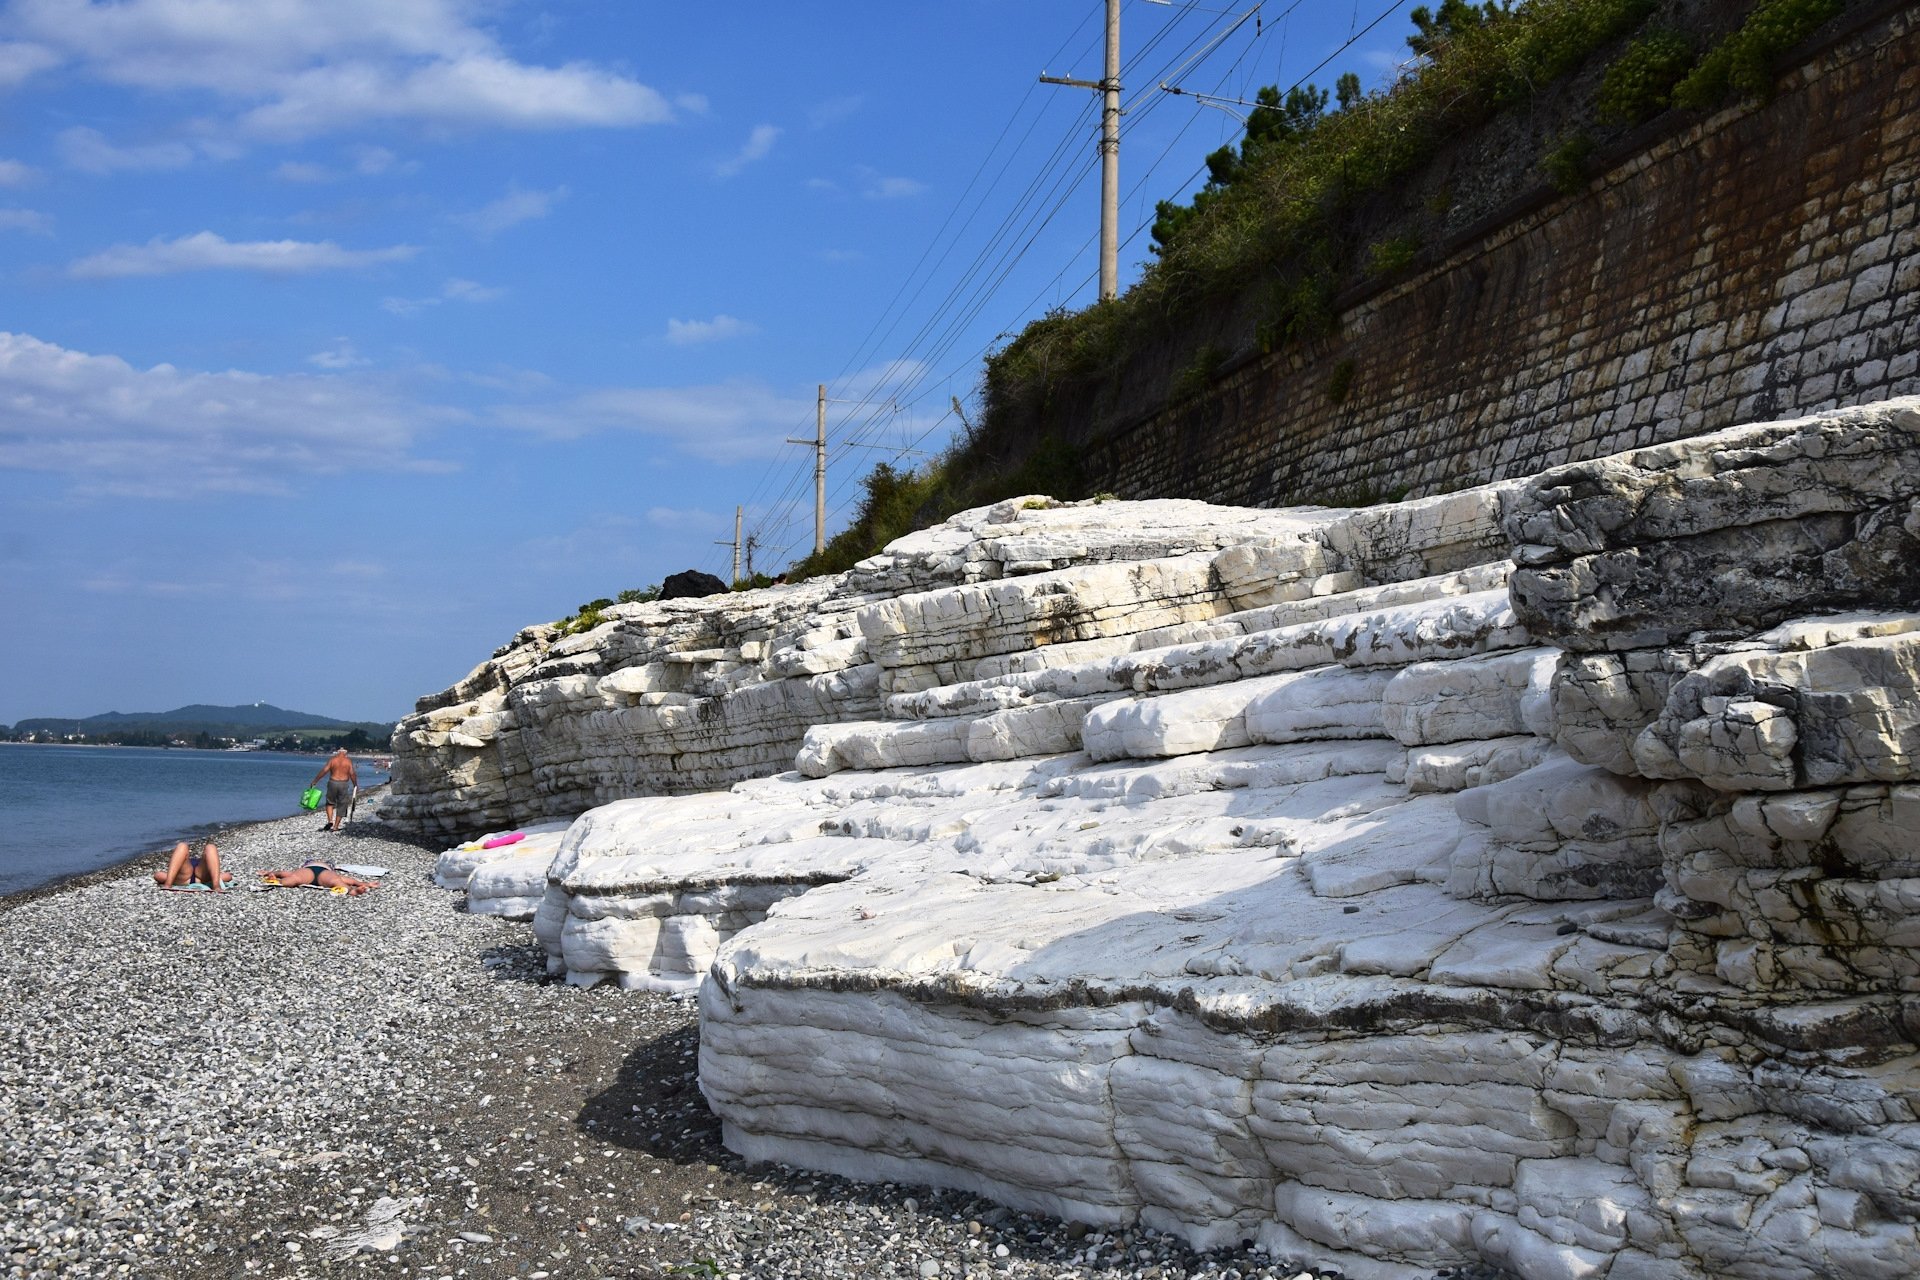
top-left (309, 748), bottom-right (359, 833)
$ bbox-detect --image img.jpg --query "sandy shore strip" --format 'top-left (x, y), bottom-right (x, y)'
top-left (1, 800), bottom-right (1508, 1280)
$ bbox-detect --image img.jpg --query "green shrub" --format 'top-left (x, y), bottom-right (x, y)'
top-left (1671, 0), bottom-right (1844, 109)
top-left (988, 0), bottom-right (1666, 433)
top-left (1597, 28), bottom-right (1697, 122)
top-left (557, 603), bottom-right (607, 636)
top-left (1172, 344), bottom-right (1227, 401)
top-left (616, 585), bottom-right (660, 605)
top-left (1328, 358), bottom-right (1358, 404)
top-left (1366, 236), bottom-right (1421, 279)
top-left (789, 460), bottom-right (949, 580)
top-left (1543, 131), bottom-right (1597, 192)
top-left (870, 0), bottom-right (1740, 576)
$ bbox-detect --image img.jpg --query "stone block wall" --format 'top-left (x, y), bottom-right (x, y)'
top-left (1086, 5), bottom-right (1919, 508)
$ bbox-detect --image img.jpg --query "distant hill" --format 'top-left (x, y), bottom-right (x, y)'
top-left (8, 702), bottom-right (392, 740)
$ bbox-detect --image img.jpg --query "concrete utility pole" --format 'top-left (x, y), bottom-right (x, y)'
top-left (786, 385), bottom-right (828, 555)
top-left (715, 505), bottom-right (743, 583)
top-left (1040, 0), bottom-right (1122, 301)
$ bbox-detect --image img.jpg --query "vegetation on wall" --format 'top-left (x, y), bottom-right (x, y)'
top-left (786, 0), bottom-right (1860, 581)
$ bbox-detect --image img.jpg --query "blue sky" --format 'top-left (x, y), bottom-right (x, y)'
top-left (0, 0), bottom-right (1421, 725)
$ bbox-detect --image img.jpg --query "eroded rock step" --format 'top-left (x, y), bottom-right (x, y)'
top-left (409, 398), bottom-right (1920, 1280)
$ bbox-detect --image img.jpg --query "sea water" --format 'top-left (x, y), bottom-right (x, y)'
top-left (0, 743), bottom-right (391, 895)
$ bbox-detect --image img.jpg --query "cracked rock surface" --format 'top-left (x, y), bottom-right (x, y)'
top-left (393, 398), bottom-right (1920, 1280)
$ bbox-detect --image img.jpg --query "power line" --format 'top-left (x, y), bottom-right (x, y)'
top-left (743, 0), bottom-right (1412, 571)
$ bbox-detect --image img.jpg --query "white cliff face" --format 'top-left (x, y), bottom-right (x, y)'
top-left (409, 399), bottom-right (1920, 1280)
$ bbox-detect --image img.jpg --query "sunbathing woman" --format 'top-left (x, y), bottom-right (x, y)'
top-left (257, 862), bottom-right (379, 896)
top-left (154, 840), bottom-right (233, 892)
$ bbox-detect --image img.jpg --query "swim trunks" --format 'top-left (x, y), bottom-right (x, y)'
top-left (326, 776), bottom-right (352, 807)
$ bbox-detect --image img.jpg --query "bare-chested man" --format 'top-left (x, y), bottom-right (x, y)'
top-left (309, 748), bottom-right (359, 832)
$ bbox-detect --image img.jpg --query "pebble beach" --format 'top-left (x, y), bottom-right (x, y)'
top-left (1, 797), bottom-right (1510, 1280)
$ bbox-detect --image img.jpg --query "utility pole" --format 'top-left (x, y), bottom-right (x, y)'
top-left (714, 504), bottom-right (742, 583)
top-left (1040, 0), bottom-right (1121, 301)
top-left (786, 384), bottom-right (828, 555)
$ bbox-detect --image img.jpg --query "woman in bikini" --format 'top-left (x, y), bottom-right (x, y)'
top-left (256, 863), bottom-right (379, 896)
top-left (153, 840), bottom-right (233, 892)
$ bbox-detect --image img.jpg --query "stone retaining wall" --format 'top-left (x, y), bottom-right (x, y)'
top-left (1086, 5), bottom-right (1920, 508)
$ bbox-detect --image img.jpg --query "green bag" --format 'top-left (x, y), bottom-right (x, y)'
top-left (300, 786), bottom-right (324, 811)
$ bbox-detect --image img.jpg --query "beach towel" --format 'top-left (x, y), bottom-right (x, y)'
top-left (334, 864), bottom-right (389, 878)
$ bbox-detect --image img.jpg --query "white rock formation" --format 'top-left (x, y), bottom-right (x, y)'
top-left (433, 821), bottom-right (573, 895)
top-left (405, 399), bottom-right (1920, 1279)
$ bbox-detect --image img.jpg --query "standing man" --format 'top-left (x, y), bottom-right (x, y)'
top-left (310, 748), bottom-right (359, 833)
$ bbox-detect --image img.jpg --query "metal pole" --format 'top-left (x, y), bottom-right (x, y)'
top-left (814, 383), bottom-right (827, 555)
top-left (1100, 0), bottom-right (1120, 302)
top-left (1039, 2), bottom-right (1122, 303)
top-left (715, 506), bottom-right (743, 583)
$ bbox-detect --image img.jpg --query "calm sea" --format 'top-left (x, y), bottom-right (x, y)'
top-left (0, 743), bottom-right (391, 896)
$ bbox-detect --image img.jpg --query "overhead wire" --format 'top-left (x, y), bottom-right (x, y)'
top-left (824, 0), bottom-right (1403, 508)
top-left (795, 0), bottom-right (1268, 534)
top-left (748, 0), bottom-right (1412, 567)
top-left (789, 8), bottom-right (1237, 535)
top-left (736, 12), bottom-right (1115, 562)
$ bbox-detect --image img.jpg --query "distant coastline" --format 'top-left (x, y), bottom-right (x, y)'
top-left (2, 699), bottom-right (395, 751)
top-left (0, 745), bottom-right (393, 897)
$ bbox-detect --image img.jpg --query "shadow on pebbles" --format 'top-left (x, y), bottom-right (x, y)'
top-left (0, 807), bottom-right (1511, 1280)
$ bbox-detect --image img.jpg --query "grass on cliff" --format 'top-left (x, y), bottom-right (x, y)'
top-left (786, 0), bottom-right (1855, 582)
top-left (972, 0), bottom-right (1854, 480)
top-left (789, 435), bottom-right (1089, 580)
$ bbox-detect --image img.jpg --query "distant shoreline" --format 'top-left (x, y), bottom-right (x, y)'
top-left (1, 740), bottom-right (390, 757)
top-left (0, 813), bottom-right (274, 911)
top-left (0, 783), bottom-right (399, 911)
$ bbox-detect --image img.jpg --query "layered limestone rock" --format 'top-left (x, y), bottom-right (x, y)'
top-left (406, 399), bottom-right (1920, 1279)
top-left (387, 493), bottom-right (1516, 836)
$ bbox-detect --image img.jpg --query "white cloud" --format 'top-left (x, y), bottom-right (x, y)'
top-left (69, 231), bottom-right (416, 278)
top-left (352, 145), bottom-right (403, 174)
top-left (57, 125), bottom-right (198, 174)
top-left (78, 554), bottom-right (387, 602)
top-left (0, 208), bottom-right (51, 234)
top-left (0, 329), bottom-right (461, 496)
top-left (441, 277), bottom-right (503, 302)
top-left (307, 338), bottom-right (369, 369)
top-left (5, 0), bottom-right (676, 139)
top-left (455, 184), bottom-right (567, 238)
top-left (805, 177), bottom-right (839, 193)
top-left (0, 40), bottom-right (58, 87)
top-left (0, 159), bottom-right (38, 186)
top-left (645, 506), bottom-right (718, 532)
top-left (664, 315), bottom-right (752, 346)
top-left (384, 277), bottom-right (505, 314)
top-left (840, 358), bottom-right (930, 404)
top-left (808, 95), bottom-right (863, 130)
top-left (242, 55), bottom-right (672, 139)
top-left (714, 124), bottom-right (780, 178)
top-left (382, 294), bottom-right (434, 316)
top-left (863, 173), bottom-right (927, 200)
top-left (274, 159), bottom-right (334, 182)
top-left (491, 381), bottom-right (811, 464)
